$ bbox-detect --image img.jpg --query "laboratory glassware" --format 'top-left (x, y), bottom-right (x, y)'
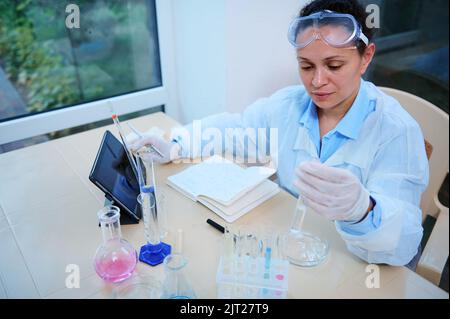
top-left (94, 205), bottom-right (137, 283)
top-left (113, 274), bottom-right (162, 299)
top-left (156, 190), bottom-right (169, 240)
top-left (137, 192), bottom-right (171, 266)
top-left (216, 225), bottom-right (289, 299)
top-left (281, 196), bottom-right (329, 267)
top-left (161, 253), bottom-right (197, 299)
top-left (135, 149), bottom-right (171, 266)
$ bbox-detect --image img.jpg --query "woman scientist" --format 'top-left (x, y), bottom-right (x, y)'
top-left (130, 0), bottom-right (428, 269)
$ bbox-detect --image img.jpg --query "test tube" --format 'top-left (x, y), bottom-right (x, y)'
top-left (223, 226), bottom-right (234, 268)
top-left (235, 228), bottom-right (245, 278)
top-left (264, 246), bottom-right (272, 280)
top-left (263, 229), bottom-right (275, 280)
top-left (291, 196), bottom-right (307, 233)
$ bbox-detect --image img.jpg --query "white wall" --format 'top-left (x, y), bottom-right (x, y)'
top-left (225, 0), bottom-right (305, 113)
top-left (172, 0), bottom-right (307, 124)
top-left (171, 0), bottom-right (227, 123)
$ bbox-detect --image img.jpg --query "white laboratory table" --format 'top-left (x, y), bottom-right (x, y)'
top-left (0, 112), bottom-right (448, 299)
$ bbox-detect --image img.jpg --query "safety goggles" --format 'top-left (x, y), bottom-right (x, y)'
top-left (288, 10), bottom-right (369, 49)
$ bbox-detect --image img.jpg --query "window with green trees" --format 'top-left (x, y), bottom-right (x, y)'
top-left (0, 0), bottom-right (162, 122)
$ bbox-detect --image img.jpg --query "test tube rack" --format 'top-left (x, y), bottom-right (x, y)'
top-left (216, 255), bottom-right (289, 299)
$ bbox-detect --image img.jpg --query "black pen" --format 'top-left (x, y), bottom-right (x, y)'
top-left (206, 218), bottom-right (225, 233)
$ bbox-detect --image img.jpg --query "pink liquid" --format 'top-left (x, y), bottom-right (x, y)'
top-left (95, 251), bottom-right (137, 283)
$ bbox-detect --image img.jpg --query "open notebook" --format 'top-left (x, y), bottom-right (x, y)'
top-left (166, 156), bottom-right (280, 222)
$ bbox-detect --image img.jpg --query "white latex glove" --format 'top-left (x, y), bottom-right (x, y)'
top-left (294, 161), bottom-right (371, 222)
top-left (125, 126), bottom-right (165, 145)
top-left (128, 134), bottom-right (181, 164)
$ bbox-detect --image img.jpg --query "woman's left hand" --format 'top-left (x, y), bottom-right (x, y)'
top-left (294, 161), bottom-right (371, 222)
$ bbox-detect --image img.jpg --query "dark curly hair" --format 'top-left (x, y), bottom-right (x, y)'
top-left (300, 0), bottom-right (375, 55)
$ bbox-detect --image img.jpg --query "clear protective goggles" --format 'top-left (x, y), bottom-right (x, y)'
top-left (288, 10), bottom-right (369, 49)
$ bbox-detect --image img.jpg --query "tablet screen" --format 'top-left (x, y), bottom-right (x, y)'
top-left (89, 130), bottom-right (141, 221)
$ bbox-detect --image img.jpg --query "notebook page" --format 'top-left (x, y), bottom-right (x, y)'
top-left (199, 180), bottom-right (280, 216)
top-left (197, 181), bottom-right (280, 223)
top-left (167, 156), bottom-right (275, 205)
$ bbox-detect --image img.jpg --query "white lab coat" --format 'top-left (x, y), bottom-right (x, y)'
top-left (174, 79), bottom-right (429, 266)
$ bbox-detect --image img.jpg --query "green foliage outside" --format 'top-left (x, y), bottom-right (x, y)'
top-left (0, 0), bottom-right (80, 113)
top-left (0, 0), bottom-right (158, 119)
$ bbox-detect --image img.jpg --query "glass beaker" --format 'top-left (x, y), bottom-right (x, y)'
top-left (161, 253), bottom-right (197, 299)
top-left (281, 196), bottom-right (329, 267)
top-left (94, 205), bottom-right (137, 283)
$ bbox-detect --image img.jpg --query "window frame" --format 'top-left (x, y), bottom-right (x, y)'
top-left (0, 0), bottom-right (179, 145)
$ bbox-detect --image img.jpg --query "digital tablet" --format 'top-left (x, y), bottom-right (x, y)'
top-left (89, 130), bottom-right (142, 224)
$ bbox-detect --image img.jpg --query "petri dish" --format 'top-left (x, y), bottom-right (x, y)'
top-left (112, 274), bottom-right (162, 299)
top-left (281, 230), bottom-right (329, 267)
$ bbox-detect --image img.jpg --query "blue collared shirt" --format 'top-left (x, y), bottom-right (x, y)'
top-left (181, 79), bottom-right (429, 266)
top-left (298, 82), bottom-right (381, 236)
top-left (299, 82), bottom-right (374, 163)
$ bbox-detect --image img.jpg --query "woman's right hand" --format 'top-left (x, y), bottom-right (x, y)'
top-left (128, 134), bottom-right (181, 164)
